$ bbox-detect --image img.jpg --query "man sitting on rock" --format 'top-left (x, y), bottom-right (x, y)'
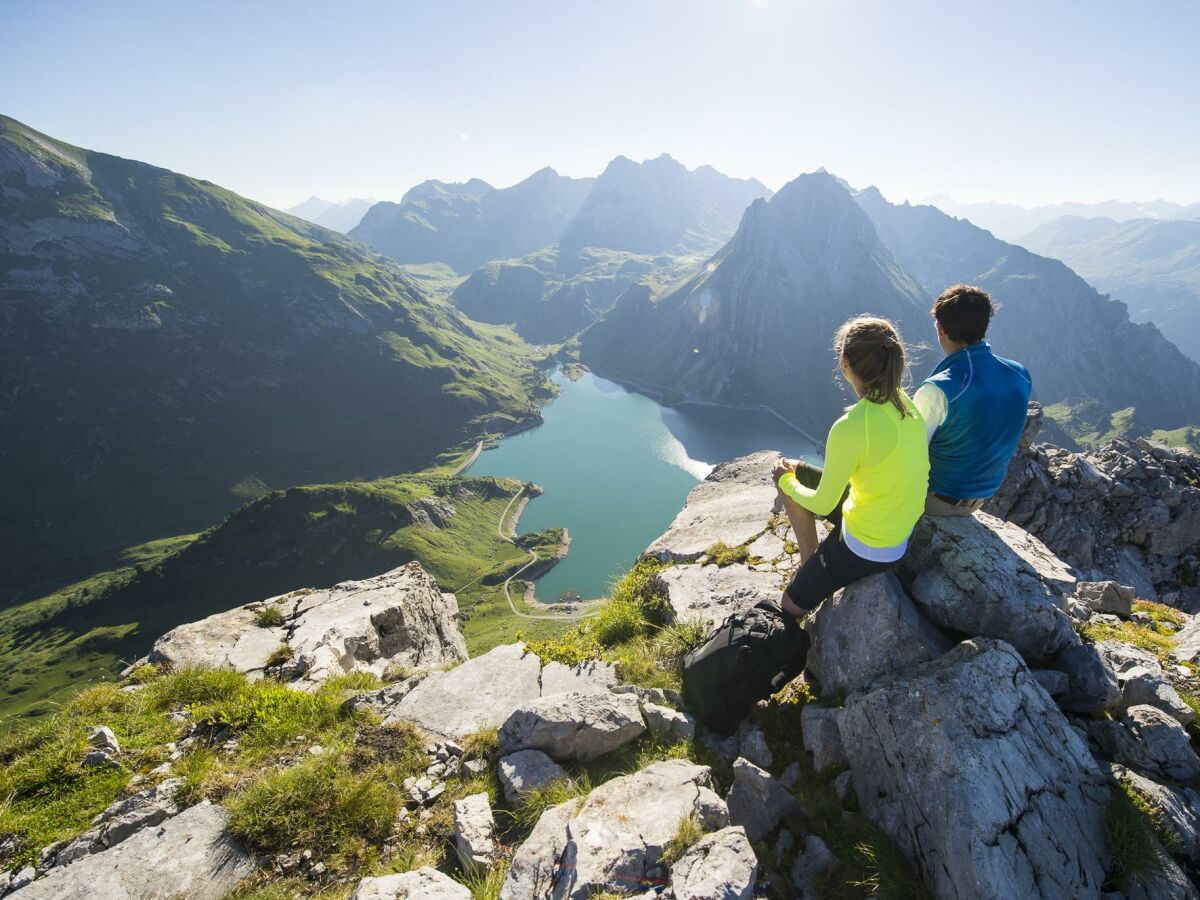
top-left (913, 284), bottom-right (1032, 516)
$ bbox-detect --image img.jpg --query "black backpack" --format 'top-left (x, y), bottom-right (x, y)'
top-left (682, 600), bottom-right (809, 735)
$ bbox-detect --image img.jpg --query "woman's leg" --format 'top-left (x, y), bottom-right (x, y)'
top-left (778, 460), bottom-right (824, 563)
top-left (781, 527), bottom-right (894, 622)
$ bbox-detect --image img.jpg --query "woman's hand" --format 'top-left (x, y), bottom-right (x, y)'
top-left (772, 456), bottom-right (794, 482)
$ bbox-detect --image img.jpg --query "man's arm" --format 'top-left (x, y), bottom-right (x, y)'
top-left (913, 382), bottom-right (947, 444)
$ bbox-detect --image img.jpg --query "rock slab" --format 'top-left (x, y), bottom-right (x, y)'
top-left (351, 867), bottom-right (471, 899)
top-left (670, 826), bottom-right (758, 900)
top-left (839, 639), bottom-right (1109, 900)
top-left (498, 690), bottom-right (646, 762)
top-left (498, 749), bottom-right (566, 806)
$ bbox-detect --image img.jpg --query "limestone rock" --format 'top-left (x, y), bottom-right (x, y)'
top-left (643, 702), bottom-right (696, 743)
top-left (805, 572), bottom-right (951, 696)
top-left (498, 690), bottom-right (646, 762)
top-left (801, 705), bottom-right (847, 773)
top-left (12, 803), bottom-right (254, 899)
top-left (87, 726), bottom-right (120, 754)
top-left (725, 757), bottom-right (799, 842)
top-left (1076, 581), bottom-right (1136, 617)
top-left (790, 834), bottom-right (837, 897)
top-left (498, 749), bottom-right (566, 806)
top-left (499, 759), bottom-right (729, 899)
top-left (388, 643), bottom-right (615, 740)
top-left (49, 778), bottom-right (184, 868)
top-left (840, 639), bottom-right (1109, 899)
top-left (1045, 642), bottom-right (1122, 715)
top-left (453, 793), bottom-right (497, 875)
top-left (654, 563), bottom-right (782, 630)
top-left (351, 867), bottom-right (471, 899)
top-left (1098, 641), bottom-right (1195, 725)
top-left (1122, 705), bottom-right (1200, 782)
top-left (643, 452), bottom-right (778, 563)
top-left (669, 826), bottom-right (758, 900)
top-left (1173, 615), bottom-right (1200, 665)
top-left (898, 513), bottom-right (1078, 663)
top-left (735, 722), bottom-right (772, 770)
top-left (144, 563), bottom-right (467, 686)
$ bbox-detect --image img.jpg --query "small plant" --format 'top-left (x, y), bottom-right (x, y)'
top-left (461, 727), bottom-right (500, 762)
top-left (1132, 599), bottom-right (1187, 628)
top-left (511, 776), bottom-right (590, 829)
top-left (660, 813), bottom-right (703, 865)
top-left (1104, 781), bottom-right (1168, 891)
top-left (253, 605), bottom-right (284, 628)
top-left (704, 540), bottom-right (752, 567)
top-left (125, 662), bottom-right (160, 684)
top-left (264, 643), bottom-right (292, 669)
top-left (1081, 620), bottom-right (1174, 660)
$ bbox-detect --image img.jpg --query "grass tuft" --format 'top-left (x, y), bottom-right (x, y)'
top-left (1105, 780), bottom-right (1168, 891)
top-left (704, 541), bottom-right (753, 567)
top-left (254, 605), bottom-right (284, 628)
top-left (660, 813), bottom-right (703, 865)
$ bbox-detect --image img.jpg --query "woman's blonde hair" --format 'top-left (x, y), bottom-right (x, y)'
top-left (834, 316), bottom-right (910, 417)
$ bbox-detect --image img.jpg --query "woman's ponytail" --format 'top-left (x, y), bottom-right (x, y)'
top-left (834, 316), bottom-right (910, 417)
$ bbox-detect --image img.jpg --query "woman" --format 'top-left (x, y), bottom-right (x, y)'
top-left (773, 316), bottom-right (929, 622)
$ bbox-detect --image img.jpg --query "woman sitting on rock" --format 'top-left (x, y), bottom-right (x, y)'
top-left (773, 316), bottom-right (929, 623)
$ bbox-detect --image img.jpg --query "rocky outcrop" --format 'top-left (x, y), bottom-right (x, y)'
top-left (840, 640), bottom-right (1109, 899)
top-left (44, 778), bottom-right (184, 870)
top-left (11, 803), bottom-right (254, 899)
top-left (804, 573), bottom-right (951, 696)
top-left (385, 643), bottom-right (616, 740)
top-left (669, 826), bottom-right (758, 900)
top-left (140, 563), bottom-right (467, 686)
top-left (1098, 641), bottom-right (1195, 725)
top-left (351, 867), bottom-right (472, 900)
top-left (987, 434), bottom-right (1200, 606)
top-left (898, 512), bottom-right (1078, 662)
top-left (499, 759), bottom-right (729, 899)
top-left (498, 690), bottom-right (646, 762)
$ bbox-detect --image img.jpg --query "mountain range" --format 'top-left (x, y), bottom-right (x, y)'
top-left (350, 155), bottom-right (770, 275)
top-left (1020, 216), bottom-right (1200, 363)
top-left (927, 195), bottom-right (1200, 243)
top-left (286, 195), bottom-right (376, 233)
top-left (0, 114), bottom-right (547, 598)
top-left (580, 173), bottom-right (1200, 438)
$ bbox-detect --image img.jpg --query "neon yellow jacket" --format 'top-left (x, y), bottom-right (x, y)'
top-left (778, 392), bottom-right (929, 548)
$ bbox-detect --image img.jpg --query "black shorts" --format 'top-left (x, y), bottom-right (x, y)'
top-left (783, 463), bottom-right (896, 614)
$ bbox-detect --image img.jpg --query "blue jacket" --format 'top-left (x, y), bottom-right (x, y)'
top-left (923, 341), bottom-right (1032, 500)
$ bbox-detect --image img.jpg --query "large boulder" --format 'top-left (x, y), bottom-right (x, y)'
top-left (669, 826), bottom-right (758, 900)
top-left (351, 867), bottom-right (471, 899)
top-left (499, 759), bottom-right (729, 899)
top-left (12, 803), bottom-right (254, 899)
top-left (643, 452), bottom-right (779, 563)
top-left (897, 513), bottom-right (1078, 663)
top-left (654, 563), bottom-right (783, 630)
top-left (498, 690), bottom-right (647, 762)
top-left (804, 573), bottom-right (951, 696)
top-left (840, 639), bottom-right (1109, 899)
top-left (1121, 705), bottom-right (1200, 783)
top-left (386, 643), bottom-right (614, 740)
top-left (142, 562), bottom-right (468, 686)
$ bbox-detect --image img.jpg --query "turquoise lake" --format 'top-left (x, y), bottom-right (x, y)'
top-left (467, 371), bottom-right (822, 601)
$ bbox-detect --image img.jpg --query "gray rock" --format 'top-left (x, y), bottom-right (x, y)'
top-left (498, 690), bottom-right (646, 762)
top-left (898, 513), bottom-right (1078, 663)
top-left (801, 705), bottom-right (847, 773)
top-left (1032, 668), bottom-right (1070, 696)
top-left (736, 722), bottom-right (772, 769)
top-left (50, 777), bottom-right (184, 868)
top-left (498, 749), bottom-right (566, 806)
top-left (1117, 766), bottom-right (1200, 862)
top-left (1122, 705), bottom-right (1200, 783)
top-left (11, 803), bottom-right (254, 899)
top-left (388, 643), bottom-right (618, 740)
top-left (1076, 581), bottom-right (1136, 616)
top-left (87, 726), bottom-right (120, 754)
top-left (8, 868), bottom-right (34, 893)
top-left (725, 758), bottom-right (799, 842)
top-left (779, 761), bottom-right (801, 789)
top-left (831, 770), bottom-right (853, 804)
top-left (1099, 641), bottom-right (1196, 725)
top-left (643, 452), bottom-right (779, 563)
top-left (453, 793), bottom-right (497, 875)
top-left (840, 639), bottom-right (1109, 899)
top-left (670, 826), bottom-right (758, 900)
top-left (144, 562), bottom-right (468, 686)
top-left (1045, 642), bottom-right (1122, 715)
top-left (643, 702), bottom-right (696, 744)
top-left (654, 563), bottom-right (782, 630)
top-left (1172, 615), bottom-right (1200, 665)
top-left (1123, 854), bottom-right (1200, 900)
top-left (352, 867), bottom-right (471, 899)
top-left (499, 759), bottom-right (729, 899)
top-left (805, 572), bottom-right (950, 697)
top-left (82, 750), bottom-right (118, 769)
top-left (790, 834), bottom-right (837, 898)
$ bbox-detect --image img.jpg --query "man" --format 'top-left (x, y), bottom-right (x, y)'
top-left (913, 284), bottom-right (1032, 516)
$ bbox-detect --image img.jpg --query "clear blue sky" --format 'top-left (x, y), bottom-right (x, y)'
top-left (3, 0), bottom-right (1197, 210)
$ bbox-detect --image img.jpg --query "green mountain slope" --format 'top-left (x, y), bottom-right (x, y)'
top-left (0, 115), bottom-right (549, 598)
top-left (1020, 215), bottom-right (1200, 362)
top-left (0, 472), bottom-right (567, 719)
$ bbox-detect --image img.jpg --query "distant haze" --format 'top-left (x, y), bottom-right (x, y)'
top-left (2, 0), bottom-right (1198, 211)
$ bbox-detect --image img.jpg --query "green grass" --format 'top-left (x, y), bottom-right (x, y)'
top-left (1105, 780), bottom-right (1169, 891)
top-left (1080, 618), bottom-right (1177, 661)
top-left (1043, 401), bottom-right (1200, 453)
top-left (255, 605), bottom-right (285, 628)
top-left (704, 541), bottom-right (756, 567)
top-left (660, 813), bottom-right (703, 865)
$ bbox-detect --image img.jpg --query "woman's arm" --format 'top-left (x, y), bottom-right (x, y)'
top-left (775, 413), bottom-right (863, 516)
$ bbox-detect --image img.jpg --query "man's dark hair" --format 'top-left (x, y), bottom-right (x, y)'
top-left (931, 284), bottom-right (996, 345)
